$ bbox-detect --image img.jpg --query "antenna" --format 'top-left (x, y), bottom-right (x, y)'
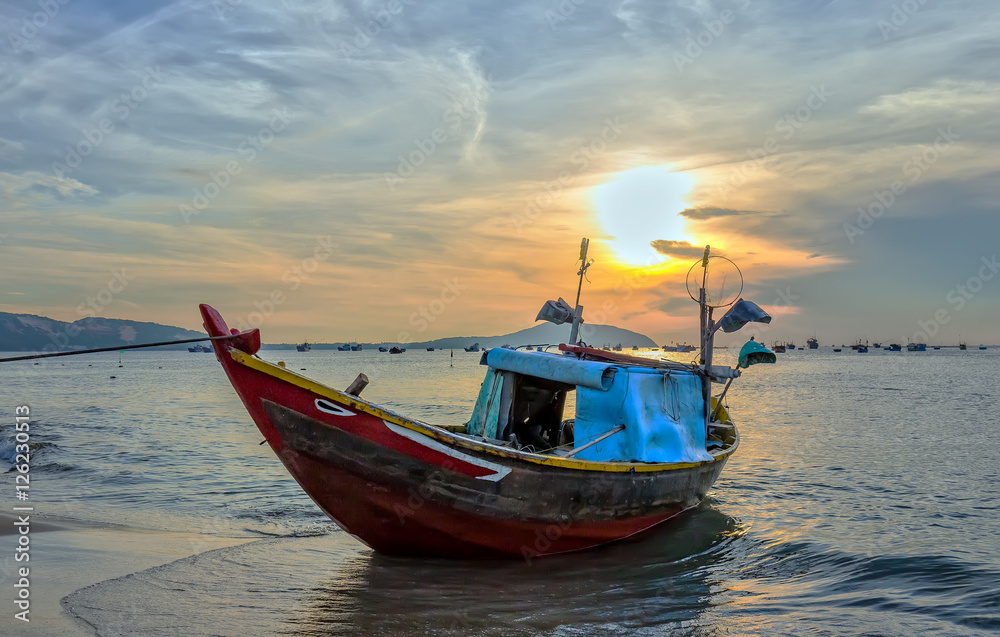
top-left (568, 238), bottom-right (593, 345)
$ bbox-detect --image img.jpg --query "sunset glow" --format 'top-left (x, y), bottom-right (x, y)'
top-left (593, 167), bottom-right (696, 266)
top-left (0, 2), bottom-right (996, 346)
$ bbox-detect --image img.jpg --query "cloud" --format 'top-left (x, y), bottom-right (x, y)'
top-left (859, 80), bottom-right (1000, 119)
top-left (0, 0), bottom-right (997, 344)
top-left (679, 207), bottom-right (760, 219)
top-left (649, 240), bottom-right (705, 259)
top-left (657, 296), bottom-right (697, 314)
top-left (0, 171), bottom-right (98, 201)
top-left (0, 137), bottom-right (24, 160)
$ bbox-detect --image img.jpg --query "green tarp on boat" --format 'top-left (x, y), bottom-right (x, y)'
top-left (738, 340), bottom-right (776, 368)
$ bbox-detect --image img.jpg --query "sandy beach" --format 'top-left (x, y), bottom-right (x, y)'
top-left (1, 513), bottom-right (250, 636)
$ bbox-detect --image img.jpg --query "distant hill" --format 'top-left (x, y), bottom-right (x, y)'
top-left (0, 312), bottom-right (657, 353)
top-left (0, 312), bottom-right (207, 352)
top-left (292, 322), bottom-right (658, 351)
top-left (397, 322), bottom-right (657, 350)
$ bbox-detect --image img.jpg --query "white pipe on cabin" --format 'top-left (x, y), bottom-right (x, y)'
top-left (565, 424), bottom-right (626, 458)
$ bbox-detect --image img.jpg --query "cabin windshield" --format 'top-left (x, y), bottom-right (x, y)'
top-left (466, 368), bottom-right (574, 452)
top-left (501, 374), bottom-right (573, 450)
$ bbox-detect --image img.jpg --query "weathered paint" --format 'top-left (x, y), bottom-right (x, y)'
top-left (200, 304), bottom-right (740, 558)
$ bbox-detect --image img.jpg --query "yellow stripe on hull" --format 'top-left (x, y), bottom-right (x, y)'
top-left (230, 349), bottom-right (739, 473)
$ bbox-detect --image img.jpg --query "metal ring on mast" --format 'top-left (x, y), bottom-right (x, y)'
top-left (685, 255), bottom-right (743, 308)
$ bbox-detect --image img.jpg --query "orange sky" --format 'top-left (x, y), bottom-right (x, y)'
top-left (2, 2), bottom-right (998, 346)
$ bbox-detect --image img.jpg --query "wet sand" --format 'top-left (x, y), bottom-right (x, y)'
top-left (0, 513), bottom-right (251, 637)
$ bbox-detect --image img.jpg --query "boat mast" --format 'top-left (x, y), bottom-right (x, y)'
top-left (568, 238), bottom-right (592, 345)
top-left (698, 246), bottom-right (714, 428)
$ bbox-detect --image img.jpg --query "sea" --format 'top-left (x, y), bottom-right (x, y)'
top-left (1, 345), bottom-right (998, 636)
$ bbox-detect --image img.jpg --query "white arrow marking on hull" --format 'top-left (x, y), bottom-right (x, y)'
top-left (384, 421), bottom-right (512, 482)
top-left (315, 398), bottom-right (357, 417)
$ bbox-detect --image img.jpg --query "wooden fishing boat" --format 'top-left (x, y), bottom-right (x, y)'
top-left (202, 241), bottom-right (772, 559)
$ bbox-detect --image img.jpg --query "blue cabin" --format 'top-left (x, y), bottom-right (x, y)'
top-left (467, 348), bottom-right (717, 464)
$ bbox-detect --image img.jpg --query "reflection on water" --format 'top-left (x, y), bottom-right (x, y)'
top-left (295, 506), bottom-right (742, 636)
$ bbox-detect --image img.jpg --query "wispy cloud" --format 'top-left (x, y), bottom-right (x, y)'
top-left (679, 207), bottom-right (761, 219)
top-left (649, 240), bottom-right (704, 259)
top-left (0, 0), bottom-right (997, 343)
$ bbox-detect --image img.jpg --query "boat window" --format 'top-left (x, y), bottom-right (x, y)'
top-left (499, 374), bottom-right (573, 451)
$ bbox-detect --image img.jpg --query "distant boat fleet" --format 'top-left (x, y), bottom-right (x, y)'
top-left (276, 337), bottom-right (988, 354)
top-left (759, 338), bottom-right (985, 353)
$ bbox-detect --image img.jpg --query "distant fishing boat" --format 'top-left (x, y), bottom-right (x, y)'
top-left (887, 343), bottom-right (902, 351)
top-left (296, 342), bottom-right (311, 352)
top-left (378, 347), bottom-right (389, 352)
top-left (199, 240), bottom-right (774, 558)
top-left (772, 343), bottom-right (786, 353)
top-left (833, 348), bottom-right (842, 352)
top-left (980, 346), bottom-right (987, 350)
top-left (807, 337), bottom-right (818, 349)
top-left (907, 343), bottom-right (926, 352)
top-left (337, 344), bottom-right (351, 351)
top-left (426, 347), bottom-right (435, 351)
top-left (661, 343), bottom-right (696, 353)
top-left (786, 342), bottom-right (796, 350)
top-left (389, 346), bottom-right (404, 354)
top-left (959, 341), bottom-right (967, 350)
top-left (856, 345), bottom-right (868, 353)
top-left (872, 342), bottom-right (882, 348)
top-left (464, 343), bottom-right (480, 352)
top-left (188, 344), bottom-right (212, 353)
top-left (351, 344), bottom-right (363, 351)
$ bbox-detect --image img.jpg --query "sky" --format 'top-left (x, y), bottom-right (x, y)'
top-left (1, 0), bottom-right (998, 347)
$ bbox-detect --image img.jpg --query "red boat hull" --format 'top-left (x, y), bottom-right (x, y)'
top-left (201, 304), bottom-right (737, 559)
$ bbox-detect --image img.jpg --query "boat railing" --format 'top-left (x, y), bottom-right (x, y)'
top-left (512, 343), bottom-right (558, 351)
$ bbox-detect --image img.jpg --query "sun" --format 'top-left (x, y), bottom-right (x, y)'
top-left (592, 166), bottom-right (695, 266)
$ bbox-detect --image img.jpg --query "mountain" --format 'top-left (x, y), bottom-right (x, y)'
top-left (0, 312), bottom-right (206, 352)
top-left (0, 312), bottom-right (658, 352)
top-left (393, 322), bottom-right (657, 350)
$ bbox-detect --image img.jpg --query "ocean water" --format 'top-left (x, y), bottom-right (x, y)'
top-left (1, 346), bottom-right (999, 635)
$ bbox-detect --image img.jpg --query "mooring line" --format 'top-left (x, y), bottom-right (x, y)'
top-left (0, 333), bottom-right (240, 363)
